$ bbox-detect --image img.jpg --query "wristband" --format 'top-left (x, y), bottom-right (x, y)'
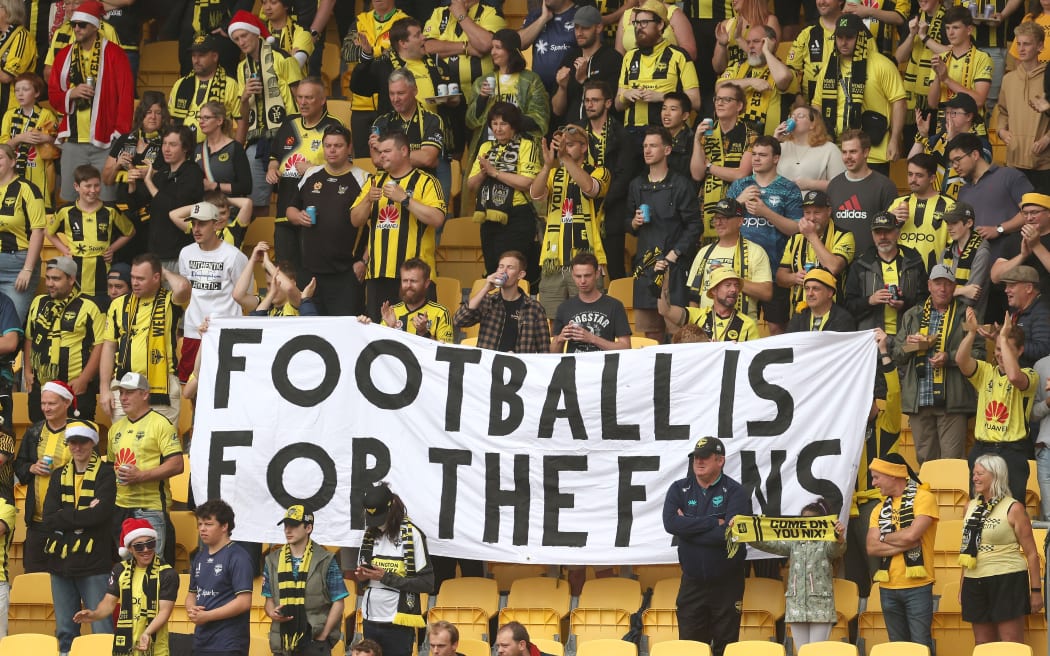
top-left (1033, 587), bottom-right (1042, 593)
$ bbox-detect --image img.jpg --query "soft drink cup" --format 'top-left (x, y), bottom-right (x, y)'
top-left (437, 83), bottom-right (448, 96)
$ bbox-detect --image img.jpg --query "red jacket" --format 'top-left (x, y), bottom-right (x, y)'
top-left (49, 38), bottom-right (133, 149)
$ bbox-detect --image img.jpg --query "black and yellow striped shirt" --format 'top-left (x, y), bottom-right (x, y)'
top-left (681, 0), bottom-right (734, 21)
top-left (422, 4), bottom-right (506, 89)
top-left (0, 26), bottom-right (37, 118)
top-left (619, 41), bottom-right (699, 128)
top-left (48, 203), bottom-right (135, 300)
top-left (25, 293), bottom-right (104, 385)
top-left (355, 169), bottom-right (446, 280)
top-left (383, 300), bottom-right (454, 343)
top-left (0, 176), bottom-right (45, 251)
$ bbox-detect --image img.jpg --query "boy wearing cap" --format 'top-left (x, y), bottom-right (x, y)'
top-left (24, 255), bottom-right (104, 422)
top-left (106, 262), bottom-right (131, 301)
top-left (263, 506), bottom-right (349, 655)
top-left (169, 33), bottom-right (242, 142)
top-left (177, 200), bottom-right (249, 383)
top-left (911, 92), bottom-right (990, 200)
top-left (941, 202), bottom-right (989, 320)
top-left (843, 211), bottom-right (928, 334)
top-left (887, 153), bottom-right (952, 272)
top-left (684, 197), bottom-right (772, 324)
top-left (658, 264), bottom-right (760, 342)
top-left (41, 419), bottom-right (116, 654)
top-left (47, 0), bottom-right (133, 204)
top-left (47, 164), bottom-right (135, 307)
top-left (785, 268), bottom-right (856, 332)
top-left (891, 264), bottom-right (978, 462)
top-left (354, 484), bottom-right (433, 656)
top-left (778, 190), bottom-right (854, 318)
top-left (663, 437), bottom-right (749, 656)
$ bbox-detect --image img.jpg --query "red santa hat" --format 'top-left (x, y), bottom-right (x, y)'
top-left (70, 0), bottom-right (104, 28)
top-left (119, 518), bottom-right (158, 559)
top-left (228, 10), bottom-right (270, 39)
top-left (42, 380), bottom-right (79, 417)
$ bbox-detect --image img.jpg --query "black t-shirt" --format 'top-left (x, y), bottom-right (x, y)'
top-left (553, 293), bottom-right (631, 353)
top-left (147, 160), bottom-right (203, 259)
top-left (292, 166), bottom-right (368, 274)
top-left (555, 45), bottom-right (624, 124)
top-left (497, 295), bottom-right (525, 353)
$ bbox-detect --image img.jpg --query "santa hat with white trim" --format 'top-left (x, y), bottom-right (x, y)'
top-left (228, 10), bottom-right (270, 40)
top-left (64, 420), bottom-right (99, 445)
top-left (42, 380), bottom-right (79, 417)
top-left (70, 0), bottom-right (103, 28)
top-left (119, 518), bottom-right (158, 559)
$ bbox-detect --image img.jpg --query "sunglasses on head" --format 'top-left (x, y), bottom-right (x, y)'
top-left (131, 539), bottom-right (157, 552)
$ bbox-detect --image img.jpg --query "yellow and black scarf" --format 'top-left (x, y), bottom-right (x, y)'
top-left (68, 34), bottom-right (101, 112)
top-left (170, 66), bottom-right (231, 126)
top-left (915, 297), bottom-right (957, 403)
top-left (874, 479), bottom-right (928, 580)
top-left (29, 286), bottom-right (85, 383)
top-left (115, 288), bottom-right (176, 405)
top-left (819, 35), bottom-right (870, 140)
top-left (193, 0), bottom-right (231, 34)
top-left (959, 495), bottom-right (1002, 568)
top-left (276, 541), bottom-right (314, 653)
top-left (727, 514), bottom-right (838, 556)
top-left (244, 40), bottom-right (289, 145)
top-left (44, 453), bottom-right (100, 558)
top-left (114, 556), bottom-right (171, 656)
top-left (691, 239), bottom-right (752, 317)
top-left (473, 137), bottom-right (523, 225)
top-left (945, 229), bottom-right (983, 284)
top-left (359, 521), bottom-right (426, 628)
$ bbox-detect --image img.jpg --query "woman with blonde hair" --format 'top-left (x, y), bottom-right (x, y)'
top-left (194, 101), bottom-right (251, 197)
top-left (774, 102), bottom-right (844, 193)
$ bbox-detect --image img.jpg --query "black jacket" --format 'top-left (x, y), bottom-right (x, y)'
top-left (843, 245), bottom-right (928, 331)
top-left (786, 304), bottom-right (857, 332)
top-left (41, 458), bottom-right (117, 578)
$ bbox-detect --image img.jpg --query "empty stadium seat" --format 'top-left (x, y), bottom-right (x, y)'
top-left (932, 519), bottom-right (964, 594)
top-left (642, 578), bottom-right (682, 646)
top-left (9, 572), bottom-right (55, 635)
top-left (857, 583), bottom-right (889, 655)
top-left (739, 577), bottom-right (785, 642)
top-left (634, 565), bottom-right (682, 593)
top-left (828, 579), bottom-right (858, 642)
top-left (137, 41), bottom-right (181, 96)
top-left (1026, 460), bottom-right (1040, 518)
top-left (606, 278), bottom-right (636, 335)
top-left (931, 582), bottom-right (974, 656)
top-left (435, 218), bottom-right (486, 288)
top-left (868, 642), bottom-right (929, 656)
top-left (327, 99), bottom-right (351, 128)
top-left (798, 642), bottom-right (858, 656)
top-left (0, 633), bottom-right (58, 656)
top-left (972, 643), bottom-right (1032, 656)
top-left (650, 639), bottom-right (711, 656)
top-left (1025, 613), bottom-right (1047, 656)
top-left (432, 275), bottom-right (462, 314)
top-left (69, 633), bottom-right (115, 655)
top-left (630, 336), bottom-right (659, 348)
top-left (918, 459), bottom-right (969, 521)
top-left (430, 577), bottom-right (499, 641)
top-left (457, 638), bottom-right (491, 656)
top-left (488, 563), bottom-right (549, 594)
top-left (576, 638), bottom-right (637, 656)
top-left (499, 576), bottom-right (571, 641)
top-left (169, 454), bottom-right (190, 505)
top-left (531, 638), bottom-right (565, 656)
top-left (243, 216), bottom-right (275, 250)
top-left (170, 510), bottom-right (198, 573)
top-left (570, 578), bottom-right (641, 642)
top-left (723, 641), bottom-right (785, 656)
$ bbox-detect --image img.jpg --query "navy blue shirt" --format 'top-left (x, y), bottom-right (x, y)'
top-left (189, 541), bottom-right (254, 653)
top-left (663, 471), bottom-right (750, 581)
top-left (522, 5), bottom-right (580, 92)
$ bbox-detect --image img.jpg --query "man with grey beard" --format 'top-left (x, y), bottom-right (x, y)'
top-left (717, 25), bottom-right (794, 137)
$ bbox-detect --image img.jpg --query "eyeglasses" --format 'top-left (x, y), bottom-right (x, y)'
top-left (1021, 208), bottom-right (1049, 217)
top-left (714, 96), bottom-right (739, 104)
top-left (631, 18), bottom-right (657, 27)
top-left (71, 21), bottom-right (91, 29)
top-left (948, 154), bottom-right (972, 167)
top-left (198, 114), bottom-right (217, 121)
top-left (130, 539), bottom-right (157, 553)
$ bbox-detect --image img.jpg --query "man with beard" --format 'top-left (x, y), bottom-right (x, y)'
top-left (719, 25), bottom-right (794, 136)
top-left (169, 33), bottom-right (241, 142)
top-left (360, 258), bottom-right (453, 343)
top-left (551, 6), bottom-right (622, 126)
top-left (888, 153), bottom-right (953, 272)
top-left (660, 261), bottom-right (759, 340)
top-left (844, 211), bottom-right (928, 334)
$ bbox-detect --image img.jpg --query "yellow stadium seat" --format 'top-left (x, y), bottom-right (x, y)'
top-left (828, 579), bottom-right (858, 642)
top-left (327, 99), bottom-right (351, 128)
top-left (630, 336), bottom-right (659, 348)
top-left (499, 607), bottom-right (565, 642)
top-left (798, 642), bottom-right (857, 656)
top-left (740, 577), bottom-right (785, 642)
top-left (571, 607), bottom-right (632, 643)
top-left (651, 639), bottom-right (711, 656)
top-left (8, 499), bottom-right (27, 579)
top-left (170, 510), bottom-right (198, 573)
top-left (169, 454), bottom-right (190, 506)
top-left (430, 577), bottom-right (498, 641)
top-left (650, 577), bottom-right (681, 609)
top-left (576, 638), bottom-right (637, 656)
top-left (931, 583), bottom-right (974, 656)
top-left (460, 337), bottom-right (478, 347)
top-left (320, 45), bottom-right (341, 95)
top-left (857, 584), bottom-right (890, 655)
top-left (571, 579), bottom-right (640, 641)
top-left (458, 638), bottom-right (491, 656)
top-left (0, 633), bottom-right (58, 656)
top-left (166, 574), bottom-right (194, 635)
top-left (607, 278), bottom-right (636, 335)
top-left (1025, 613), bottom-right (1047, 656)
top-left (532, 638), bottom-right (565, 656)
top-left (932, 519), bottom-right (964, 594)
top-left (428, 607), bottom-right (489, 641)
top-left (353, 157), bottom-right (379, 176)
top-left (868, 643), bottom-right (928, 656)
top-left (8, 572), bottom-right (55, 635)
top-left (435, 217), bottom-right (486, 289)
top-left (642, 607), bottom-right (679, 647)
top-left (243, 216), bottom-right (275, 250)
top-left (578, 577), bottom-right (641, 610)
top-left (918, 459), bottom-right (970, 521)
top-left (177, 398), bottom-right (193, 439)
top-left (432, 276), bottom-right (462, 314)
top-left (137, 41), bottom-right (181, 96)
top-left (487, 563), bottom-right (550, 594)
top-left (450, 159), bottom-right (462, 210)
top-left (1026, 460), bottom-right (1040, 518)
top-left (506, 576), bottom-right (571, 617)
top-left (502, 0), bottom-right (529, 28)
top-left (460, 277), bottom-right (532, 340)
top-left (724, 641), bottom-right (786, 656)
top-left (634, 565), bottom-right (682, 593)
top-left (889, 159), bottom-right (909, 197)
top-left (11, 391), bottom-right (29, 439)
top-left (972, 643), bottom-right (1032, 656)
top-left (69, 633), bottom-right (115, 655)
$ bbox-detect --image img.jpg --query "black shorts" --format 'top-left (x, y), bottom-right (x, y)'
top-left (761, 284), bottom-right (790, 325)
top-left (961, 570), bottom-right (1031, 623)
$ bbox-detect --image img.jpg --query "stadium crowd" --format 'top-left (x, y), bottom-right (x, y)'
top-left (0, 0), bottom-right (1048, 654)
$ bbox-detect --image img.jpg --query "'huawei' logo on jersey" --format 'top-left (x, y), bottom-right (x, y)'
top-left (561, 198), bottom-right (574, 223)
top-left (377, 204), bottom-right (400, 229)
top-left (985, 401), bottom-right (1009, 424)
top-left (114, 447), bottom-right (138, 469)
top-left (283, 153), bottom-right (306, 176)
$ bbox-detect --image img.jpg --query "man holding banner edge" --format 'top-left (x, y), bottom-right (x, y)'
top-left (663, 436), bottom-right (748, 656)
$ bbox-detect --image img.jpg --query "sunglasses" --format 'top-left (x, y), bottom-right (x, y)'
top-left (71, 21), bottom-right (92, 29)
top-left (131, 539), bottom-right (157, 552)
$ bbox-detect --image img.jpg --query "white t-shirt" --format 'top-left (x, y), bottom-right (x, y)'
top-left (178, 241), bottom-right (248, 338)
top-left (360, 524), bottom-right (429, 623)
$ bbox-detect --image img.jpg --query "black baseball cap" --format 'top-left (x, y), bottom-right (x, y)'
top-left (942, 202), bottom-right (976, 224)
top-left (802, 191), bottom-right (831, 207)
top-left (277, 505), bottom-right (314, 526)
top-left (691, 436), bottom-right (726, 459)
top-left (711, 198), bottom-right (744, 218)
top-left (870, 211), bottom-right (898, 232)
top-left (189, 33), bottom-right (221, 53)
top-left (835, 14), bottom-right (869, 37)
top-left (944, 93), bottom-right (979, 116)
top-left (363, 485), bottom-right (393, 528)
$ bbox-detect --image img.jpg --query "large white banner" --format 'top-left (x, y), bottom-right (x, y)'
top-left (191, 320), bottom-right (875, 564)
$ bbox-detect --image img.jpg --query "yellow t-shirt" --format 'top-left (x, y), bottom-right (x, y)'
top-left (830, 53), bottom-right (907, 164)
top-left (684, 306), bottom-right (760, 342)
top-left (930, 46), bottom-right (993, 111)
top-left (350, 9), bottom-right (412, 112)
top-left (868, 485), bottom-right (938, 589)
top-left (0, 497), bottom-right (15, 582)
top-left (881, 259), bottom-right (900, 335)
top-left (968, 360), bottom-right (1038, 443)
top-left (686, 239), bottom-right (772, 322)
top-left (422, 5), bottom-right (506, 89)
top-left (108, 410), bottom-right (182, 511)
top-left (383, 300), bottom-right (454, 343)
top-left (0, 104), bottom-right (57, 210)
top-left (471, 138), bottom-right (541, 208)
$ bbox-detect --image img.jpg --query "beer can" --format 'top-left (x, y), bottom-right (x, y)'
top-left (42, 455), bottom-right (52, 471)
top-left (640, 204), bottom-right (651, 224)
top-left (785, 118), bottom-right (796, 133)
top-left (305, 206), bottom-right (317, 224)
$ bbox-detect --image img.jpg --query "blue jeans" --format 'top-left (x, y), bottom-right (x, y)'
top-left (51, 572), bottom-right (113, 651)
top-left (880, 583), bottom-right (933, 650)
top-left (131, 508), bottom-right (168, 558)
top-left (0, 250), bottom-right (36, 325)
top-left (246, 142), bottom-right (274, 209)
top-left (1037, 445), bottom-right (1050, 520)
